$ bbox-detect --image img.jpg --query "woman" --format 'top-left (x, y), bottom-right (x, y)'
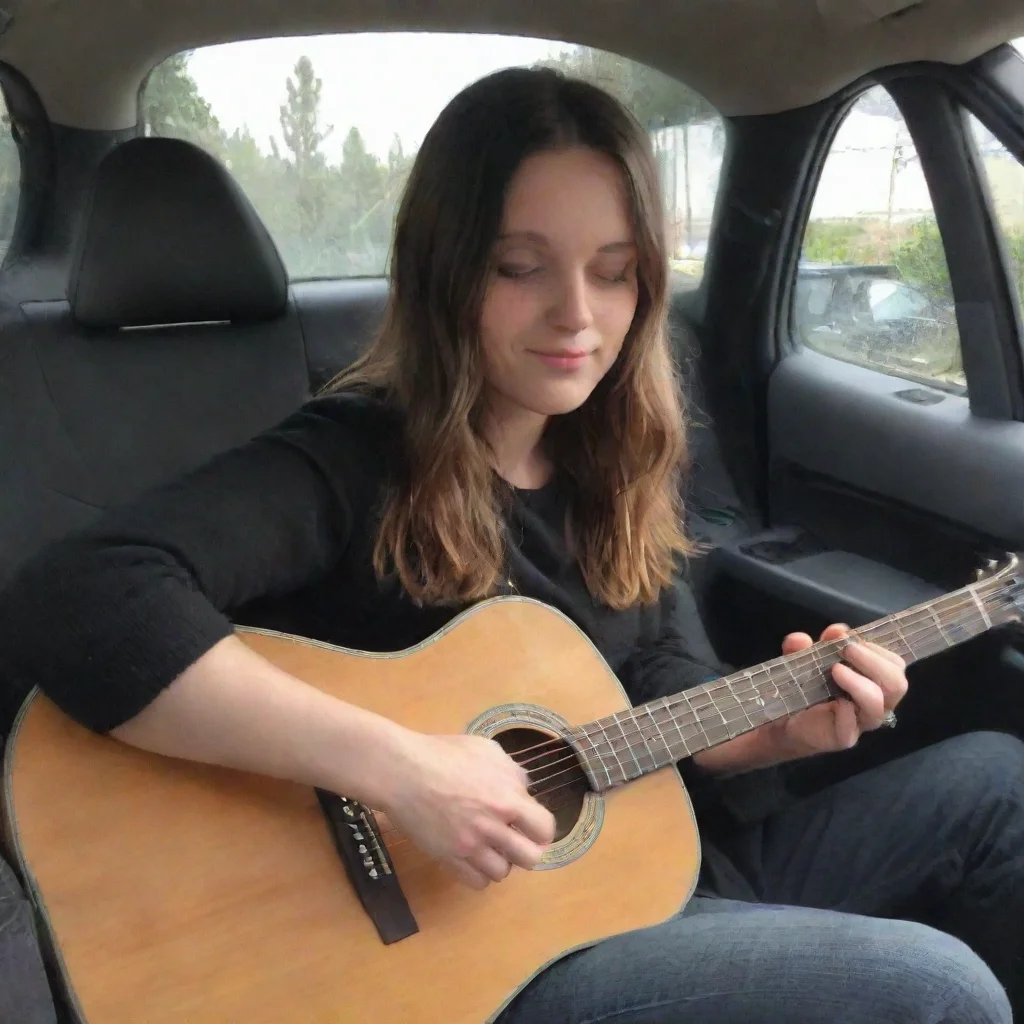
top-left (0, 67), bottom-right (1019, 1023)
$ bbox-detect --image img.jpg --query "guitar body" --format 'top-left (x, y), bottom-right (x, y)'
top-left (3, 598), bottom-right (699, 1023)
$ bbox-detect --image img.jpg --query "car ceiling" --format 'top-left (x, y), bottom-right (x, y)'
top-left (0, 0), bottom-right (1022, 130)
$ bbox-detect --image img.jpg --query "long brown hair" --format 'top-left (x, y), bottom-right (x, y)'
top-left (327, 66), bottom-right (694, 609)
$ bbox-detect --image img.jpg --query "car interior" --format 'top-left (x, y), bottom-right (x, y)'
top-left (2, 0), bottom-right (1024, 1014)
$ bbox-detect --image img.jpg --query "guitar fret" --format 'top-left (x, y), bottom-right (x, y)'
top-left (665, 694), bottom-right (693, 757)
top-left (783, 658), bottom-right (805, 703)
top-left (929, 607), bottom-right (951, 649)
top-left (735, 687), bottom-right (756, 732)
top-left (576, 565), bottom-right (1022, 792)
top-left (698, 681), bottom-right (733, 746)
top-left (891, 619), bottom-right (916, 661)
top-left (969, 584), bottom-right (993, 629)
top-left (678, 690), bottom-right (709, 754)
top-left (807, 644), bottom-right (828, 684)
top-left (577, 727), bottom-right (613, 790)
top-left (643, 705), bottom-right (670, 766)
top-left (613, 711), bottom-right (640, 781)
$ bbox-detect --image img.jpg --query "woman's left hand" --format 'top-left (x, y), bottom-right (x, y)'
top-left (767, 623), bottom-right (909, 759)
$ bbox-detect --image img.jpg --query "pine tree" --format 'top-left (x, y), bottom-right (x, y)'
top-left (141, 52), bottom-right (226, 155)
top-left (279, 56), bottom-right (334, 240)
top-left (279, 57), bottom-right (333, 173)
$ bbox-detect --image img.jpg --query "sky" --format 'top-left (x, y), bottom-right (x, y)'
top-left (187, 33), bottom-right (565, 162)
top-left (186, 32), bottom-right (1024, 164)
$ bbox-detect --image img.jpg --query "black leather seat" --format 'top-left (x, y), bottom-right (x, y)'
top-left (0, 137), bottom-right (311, 586)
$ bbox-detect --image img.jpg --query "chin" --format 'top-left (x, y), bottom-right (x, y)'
top-left (527, 382), bottom-right (600, 417)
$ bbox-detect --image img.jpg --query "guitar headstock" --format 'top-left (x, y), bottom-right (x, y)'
top-left (975, 552), bottom-right (1024, 626)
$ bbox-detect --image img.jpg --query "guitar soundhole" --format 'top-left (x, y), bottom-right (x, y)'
top-left (493, 727), bottom-right (591, 843)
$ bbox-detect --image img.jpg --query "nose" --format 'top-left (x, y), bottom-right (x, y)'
top-left (548, 269), bottom-right (594, 334)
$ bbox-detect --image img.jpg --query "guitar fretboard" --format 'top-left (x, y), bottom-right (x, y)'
top-left (571, 573), bottom-right (1019, 791)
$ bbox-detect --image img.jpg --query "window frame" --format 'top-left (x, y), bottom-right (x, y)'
top-left (779, 59), bottom-right (1024, 421)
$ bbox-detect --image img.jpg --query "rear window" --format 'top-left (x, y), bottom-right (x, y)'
top-left (141, 34), bottom-right (723, 282)
top-left (0, 91), bottom-right (19, 263)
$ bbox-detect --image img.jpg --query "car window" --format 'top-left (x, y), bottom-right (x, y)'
top-left (794, 85), bottom-right (963, 390)
top-left (968, 111), bottom-right (1024, 313)
top-left (869, 279), bottom-right (933, 321)
top-left (141, 35), bottom-right (724, 283)
top-left (0, 91), bottom-right (19, 265)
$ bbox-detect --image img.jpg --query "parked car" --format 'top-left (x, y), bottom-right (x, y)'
top-left (795, 262), bottom-right (961, 381)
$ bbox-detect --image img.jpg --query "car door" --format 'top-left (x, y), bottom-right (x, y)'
top-left (692, 42), bottom-right (1024, 785)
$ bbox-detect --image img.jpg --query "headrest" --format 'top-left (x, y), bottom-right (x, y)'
top-left (70, 137), bottom-right (288, 329)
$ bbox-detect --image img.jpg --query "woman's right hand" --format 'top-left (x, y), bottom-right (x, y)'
top-left (380, 733), bottom-right (556, 890)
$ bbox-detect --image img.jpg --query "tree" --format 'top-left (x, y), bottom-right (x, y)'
top-left (340, 127), bottom-right (385, 213)
top-left (141, 52), bottom-right (226, 155)
top-left (891, 220), bottom-right (954, 301)
top-left (535, 46), bottom-right (718, 256)
top-left (221, 127), bottom-right (291, 237)
top-left (279, 56), bottom-right (333, 172)
top-left (385, 133), bottom-right (416, 204)
top-left (534, 46), bottom-right (715, 131)
top-left (328, 127), bottom-right (390, 274)
top-left (858, 88), bottom-right (902, 120)
top-left (279, 56), bottom-right (335, 254)
top-left (0, 110), bottom-right (20, 247)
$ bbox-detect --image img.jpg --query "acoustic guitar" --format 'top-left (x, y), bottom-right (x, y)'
top-left (4, 555), bottom-right (1022, 1023)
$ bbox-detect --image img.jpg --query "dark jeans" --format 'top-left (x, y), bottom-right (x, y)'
top-left (0, 857), bottom-right (56, 1023)
top-left (499, 731), bottom-right (1024, 1023)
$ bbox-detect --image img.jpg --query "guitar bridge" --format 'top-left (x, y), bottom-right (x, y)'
top-left (315, 790), bottom-right (419, 945)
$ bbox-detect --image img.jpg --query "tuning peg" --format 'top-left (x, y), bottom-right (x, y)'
top-left (976, 557), bottom-right (1000, 581)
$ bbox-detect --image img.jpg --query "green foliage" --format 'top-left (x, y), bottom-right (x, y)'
top-left (890, 220), bottom-right (953, 302)
top-left (141, 52), bottom-right (225, 156)
top-left (278, 57), bottom-right (333, 252)
top-left (0, 108), bottom-right (20, 248)
top-left (279, 57), bottom-right (332, 171)
top-left (803, 220), bottom-right (874, 266)
top-left (533, 46), bottom-right (715, 130)
top-left (1003, 231), bottom-right (1024, 308)
top-left (142, 51), bottom-right (406, 277)
top-left (137, 45), bottom-right (714, 277)
top-left (804, 217), bottom-right (956, 301)
top-left (803, 214), bottom-right (1024, 309)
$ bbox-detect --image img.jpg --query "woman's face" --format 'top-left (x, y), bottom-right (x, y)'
top-left (479, 146), bottom-right (640, 421)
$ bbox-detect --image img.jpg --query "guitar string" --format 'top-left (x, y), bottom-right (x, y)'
top-left (371, 612), bottom-right (993, 850)
top-left (372, 637), bottom-right (969, 851)
top-left (372, 681), bottom-right (855, 862)
top-left (500, 598), bottom-right (997, 786)
top-left (550, 581), bottom-right (1009, 766)
top-left (370, 598), bottom-right (1007, 843)
top-left (368, 585), bottom-right (1014, 848)
top-left (504, 587), bottom-right (1008, 774)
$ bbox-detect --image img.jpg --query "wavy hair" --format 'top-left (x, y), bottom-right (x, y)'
top-left (327, 66), bottom-right (694, 609)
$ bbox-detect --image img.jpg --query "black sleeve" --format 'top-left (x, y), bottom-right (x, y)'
top-left (0, 398), bottom-right (377, 733)
top-left (618, 578), bottom-right (792, 829)
top-left (616, 577), bottom-right (724, 706)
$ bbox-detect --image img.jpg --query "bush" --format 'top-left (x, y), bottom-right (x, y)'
top-left (806, 215), bottom-right (1024, 307)
top-left (803, 220), bottom-right (872, 265)
top-left (890, 220), bottom-right (952, 301)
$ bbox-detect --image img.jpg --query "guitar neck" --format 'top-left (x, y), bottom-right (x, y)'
top-left (572, 572), bottom-right (1020, 792)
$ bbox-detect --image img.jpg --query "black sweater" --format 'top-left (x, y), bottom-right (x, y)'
top-left (0, 391), bottom-right (724, 734)
top-left (0, 391), bottom-right (795, 898)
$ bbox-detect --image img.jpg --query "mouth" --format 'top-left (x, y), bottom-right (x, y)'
top-left (529, 349), bottom-right (592, 371)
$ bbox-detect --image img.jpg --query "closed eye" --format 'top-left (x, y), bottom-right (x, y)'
top-left (497, 263), bottom-right (543, 279)
top-left (592, 261), bottom-right (635, 284)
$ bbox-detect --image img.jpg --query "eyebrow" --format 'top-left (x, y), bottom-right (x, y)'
top-left (498, 231), bottom-right (635, 253)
